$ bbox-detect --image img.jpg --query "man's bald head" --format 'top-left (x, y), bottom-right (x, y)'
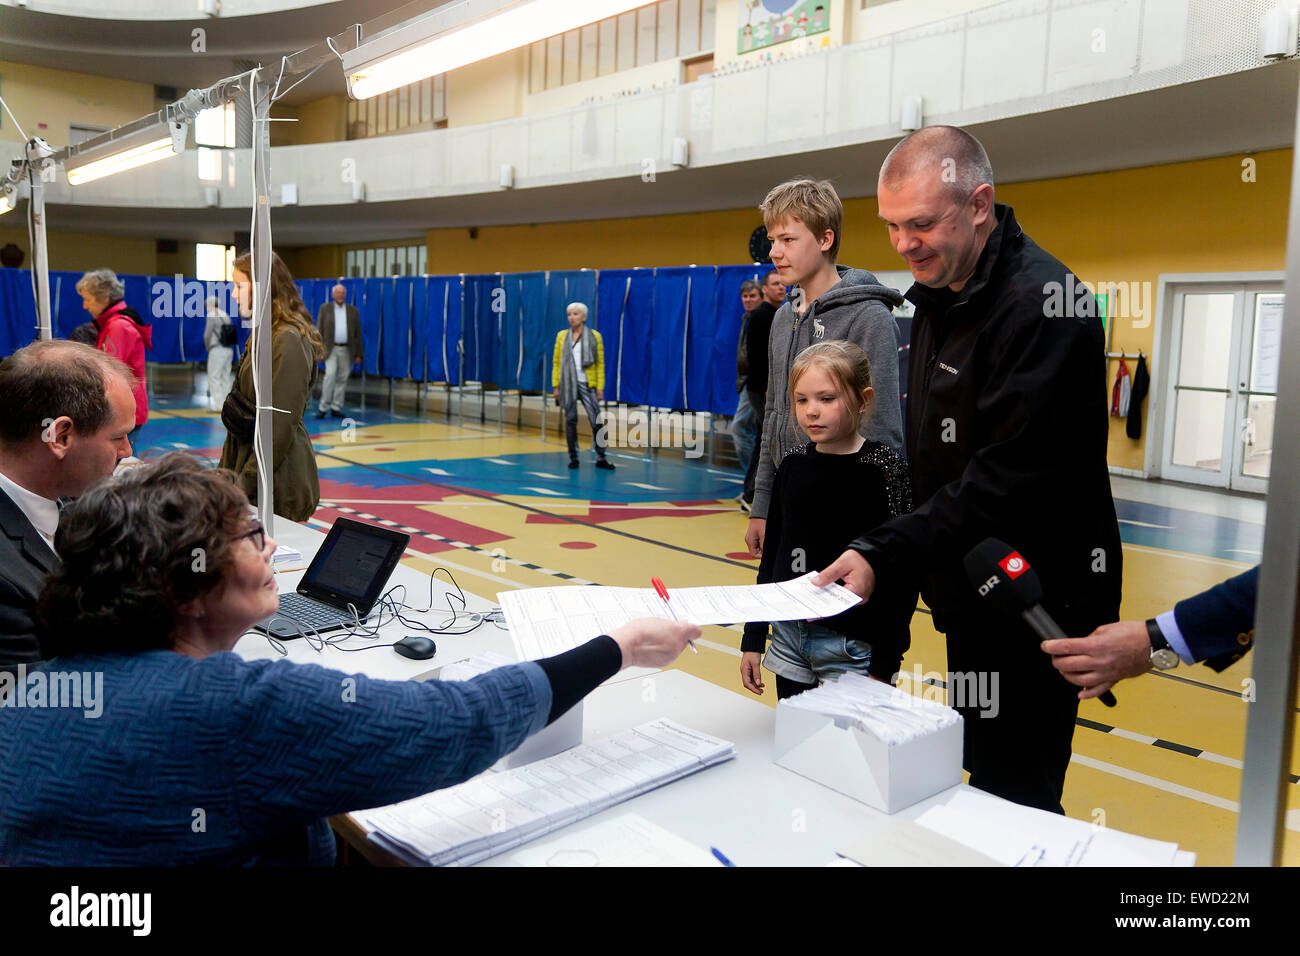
top-left (879, 126), bottom-right (994, 201)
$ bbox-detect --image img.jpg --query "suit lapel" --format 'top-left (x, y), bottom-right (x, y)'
top-left (0, 486), bottom-right (59, 575)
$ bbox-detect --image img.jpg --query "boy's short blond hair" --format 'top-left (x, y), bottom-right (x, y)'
top-left (759, 178), bottom-right (843, 263)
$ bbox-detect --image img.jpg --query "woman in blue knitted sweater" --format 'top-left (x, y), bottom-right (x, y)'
top-left (0, 454), bottom-right (696, 865)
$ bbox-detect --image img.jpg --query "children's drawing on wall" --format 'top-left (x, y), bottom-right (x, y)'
top-left (738, 1), bottom-right (831, 54)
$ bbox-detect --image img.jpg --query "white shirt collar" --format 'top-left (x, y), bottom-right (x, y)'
top-left (0, 469), bottom-right (59, 551)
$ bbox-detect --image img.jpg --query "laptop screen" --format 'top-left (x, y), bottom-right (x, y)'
top-left (297, 517), bottom-right (410, 614)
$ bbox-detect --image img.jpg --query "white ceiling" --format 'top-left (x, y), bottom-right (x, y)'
top-left (0, 0), bottom-right (427, 105)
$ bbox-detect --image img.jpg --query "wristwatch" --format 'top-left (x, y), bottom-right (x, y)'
top-left (1145, 619), bottom-right (1180, 670)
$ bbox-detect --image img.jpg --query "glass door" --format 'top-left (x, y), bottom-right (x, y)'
top-left (1161, 284), bottom-right (1282, 492)
top-left (1231, 292), bottom-right (1283, 493)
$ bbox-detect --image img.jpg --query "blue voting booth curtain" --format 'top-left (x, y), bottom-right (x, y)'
top-left (461, 274), bottom-right (502, 384)
top-left (425, 276), bottom-right (462, 385)
top-left (0, 269), bottom-right (37, 355)
top-left (647, 267), bottom-right (689, 409)
top-left (712, 265), bottom-right (770, 415)
top-left (51, 271), bottom-right (87, 340)
top-left (409, 277), bottom-right (428, 383)
top-left (380, 278), bottom-right (414, 379)
top-left (683, 266), bottom-right (717, 413)
top-left (594, 269), bottom-right (654, 406)
top-left (502, 271), bottom-right (547, 391)
top-left (361, 278), bottom-right (383, 375)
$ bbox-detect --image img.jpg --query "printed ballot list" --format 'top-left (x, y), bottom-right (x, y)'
top-left (499, 572), bottom-right (861, 660)
top-left (360, 719), bottom-right (735, 866)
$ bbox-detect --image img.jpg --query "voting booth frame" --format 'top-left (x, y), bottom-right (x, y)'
top-left (0, 263), bottom-right (820, 421)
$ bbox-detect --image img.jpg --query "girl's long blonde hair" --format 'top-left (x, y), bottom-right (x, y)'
top-left (232, 250), bottom-right (326, 361)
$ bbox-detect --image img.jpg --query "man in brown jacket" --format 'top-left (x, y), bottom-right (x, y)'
top-left (315, 283), bottom-right (362, 419)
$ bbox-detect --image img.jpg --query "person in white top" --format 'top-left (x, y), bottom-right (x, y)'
top-left (0, 340), bottom-right (137, 678)
top-left (203, 296), bottom-right (236, 412)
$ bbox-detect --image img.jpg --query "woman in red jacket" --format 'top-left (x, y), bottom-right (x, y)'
top-left (77, 268), bottom-right (151, 451)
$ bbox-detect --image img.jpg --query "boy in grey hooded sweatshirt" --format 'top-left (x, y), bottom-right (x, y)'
top-left (747, 180), bottom-right (905, 539)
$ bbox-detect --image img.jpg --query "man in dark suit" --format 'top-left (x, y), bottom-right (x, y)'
top-left (1042, 567), bottom-right (1259, 698)
top-left (0, 340), bottom-right (137, 679)
top-left (315, 282), bottom-right (363, 419)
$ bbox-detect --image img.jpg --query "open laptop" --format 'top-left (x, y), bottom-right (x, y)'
top-left (256, 516), bottom-right (410, 639)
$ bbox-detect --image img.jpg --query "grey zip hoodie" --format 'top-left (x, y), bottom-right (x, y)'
top-left (751, 265), bottom-right (905, 521)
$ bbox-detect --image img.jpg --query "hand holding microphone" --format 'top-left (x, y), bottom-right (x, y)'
top-left (963, 538), bottom-right (1117, 708)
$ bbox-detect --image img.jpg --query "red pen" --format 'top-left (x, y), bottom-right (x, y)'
top-left (651, 577), bottom-right (697, 653)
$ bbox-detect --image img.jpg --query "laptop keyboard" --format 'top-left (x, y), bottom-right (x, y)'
top-left (275, 592), bottom-right (357, 629)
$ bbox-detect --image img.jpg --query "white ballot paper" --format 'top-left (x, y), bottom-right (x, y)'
top-left (499, 572), bottom-right (861, 660)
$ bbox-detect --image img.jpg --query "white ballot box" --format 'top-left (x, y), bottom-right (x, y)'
top-left (772, 674), bottom-right (964, 814)
top-left (439, 653), bottom-right (582, 771)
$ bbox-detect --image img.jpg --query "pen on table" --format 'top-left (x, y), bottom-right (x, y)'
top-left (711, 846), bottom-right (736, 867)
top-left (651, 577), bottom-right (697, 653)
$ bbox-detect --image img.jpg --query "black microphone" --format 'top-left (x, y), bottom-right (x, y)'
top-left (963, 537), bottom-right (1117, 708)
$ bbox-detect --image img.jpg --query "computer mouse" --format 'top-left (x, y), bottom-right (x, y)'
top-left (393, 635), bottom-right (437, 660)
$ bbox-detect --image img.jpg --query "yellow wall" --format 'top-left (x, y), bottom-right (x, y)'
top-left (295, 95), bottom-right (347, 146)
top-left (279, 245), bottom-right (343, 281)
top-left (447, 49), bottom-right (525, 128)
top-left (0, 60), bottom-right (157, 148)
top-left (0, 225), bottom-right (157, 275)
top-left (424, 148), bottom-right (1291, 471)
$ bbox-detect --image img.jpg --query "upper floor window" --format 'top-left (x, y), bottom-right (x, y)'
top-left (195, 103), bottom-right (235, 181)
top-left (529, 0), bottom-right (716, 93)
top-left (347, 75), bottom-right (447, 140)
top-left (345, 243), bottom-right (426, 279)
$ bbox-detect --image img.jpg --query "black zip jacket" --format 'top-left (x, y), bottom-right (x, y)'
top-left (849, 204), bottom-right (1122, 635)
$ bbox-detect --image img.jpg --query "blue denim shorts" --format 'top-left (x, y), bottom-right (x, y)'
top-left (762, 619), bottom-right (873, 685)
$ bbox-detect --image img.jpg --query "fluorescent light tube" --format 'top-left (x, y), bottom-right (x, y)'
top-left (67, 137), bottom-right (176, 186)
top-left (65, 119), bottom-right (186, 186)
top-left (346, 0), bottom-right (647, 100)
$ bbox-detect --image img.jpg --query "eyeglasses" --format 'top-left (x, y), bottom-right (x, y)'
top-left (237, 521), bottom-right (266, 553)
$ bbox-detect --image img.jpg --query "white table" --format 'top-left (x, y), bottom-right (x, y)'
top-left (476, 669), bottom-right (965, 867)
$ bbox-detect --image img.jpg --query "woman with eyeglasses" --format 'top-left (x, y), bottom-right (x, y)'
top-left (0, 453), bottom-right (698, 865)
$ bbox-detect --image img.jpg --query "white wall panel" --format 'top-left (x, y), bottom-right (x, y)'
top-left (1139, 0), bottom-right (1191, 73)
top-left (892, 27), bottom-right (966, 120)
top-left (1046, 0), bottom-right (1143, 93)
top-left (828, 43), bottom-right (893, 132)
top-left (963, 2), bottom-right (1049, 107)
top-left (765, 57), bottom-right (830, 145)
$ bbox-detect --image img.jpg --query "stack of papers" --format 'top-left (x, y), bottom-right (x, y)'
top-left (912, 790), bottom-right (1191, 866)
top-left (360, 719), bottom-right (735, 866)
top-left (437, 651), bottom-right (517, 680)
top-left (781, 672), bottom-right (962, 746)
top-left (499, 572), bottom-right (861, 659)
top-left (271, 544), bottom-right (303, 567)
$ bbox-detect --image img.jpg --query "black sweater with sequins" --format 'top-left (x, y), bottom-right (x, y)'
top-left (741, 440), bottom-right (918, 678)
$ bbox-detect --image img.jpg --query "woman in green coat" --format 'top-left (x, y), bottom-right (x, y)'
top-left (219, 251), bottom-right (325, 522)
